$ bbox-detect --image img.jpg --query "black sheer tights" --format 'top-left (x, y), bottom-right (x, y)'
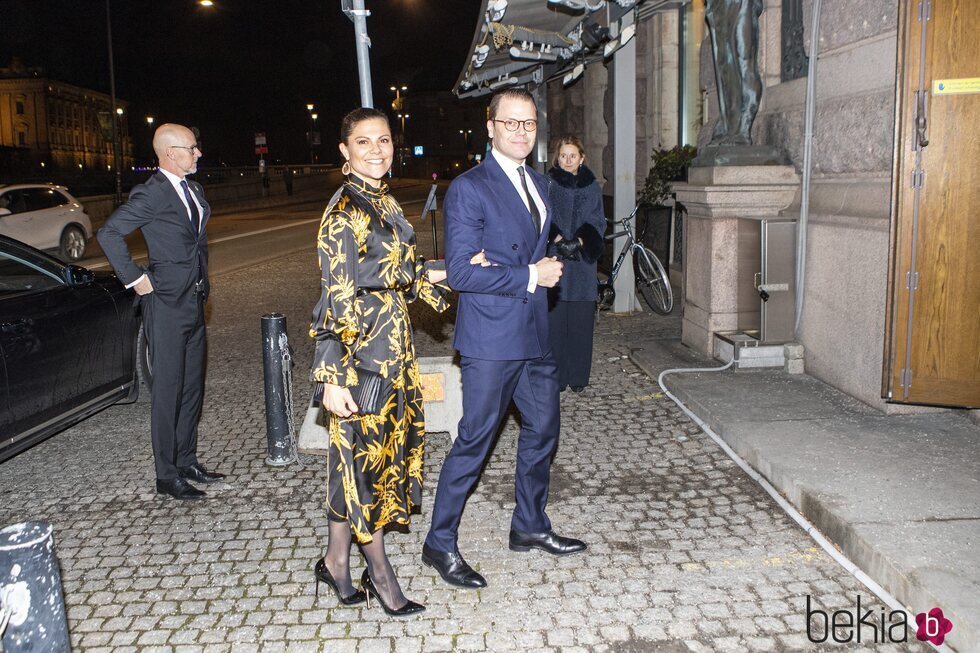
top-left (324, 522), bottom-right (407, 609)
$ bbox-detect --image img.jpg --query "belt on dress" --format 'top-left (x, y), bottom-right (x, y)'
top-left (356, 286), bottom-right (408, 297)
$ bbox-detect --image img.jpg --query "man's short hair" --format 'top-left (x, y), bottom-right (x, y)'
top-left (488, 88), bottom-right (536, 120)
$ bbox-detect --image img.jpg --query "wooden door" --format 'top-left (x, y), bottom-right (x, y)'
top-left (884, 0), bottom-right (980, 407)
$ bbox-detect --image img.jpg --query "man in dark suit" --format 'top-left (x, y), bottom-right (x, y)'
top-left (422, 89), bottom-right (587, 589)
top-left (98, 123), bottom-right (224, 500)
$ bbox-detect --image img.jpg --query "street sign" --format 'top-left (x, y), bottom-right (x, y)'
top-left (255, 132), bottom-right (267, 146)
top-left (255, 146), bottom-right (268, 154)
top-left (414, 145), bottom-right (424, 156)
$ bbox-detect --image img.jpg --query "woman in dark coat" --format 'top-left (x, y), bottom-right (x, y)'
top-left (547, 136), bottom-right (606, 392)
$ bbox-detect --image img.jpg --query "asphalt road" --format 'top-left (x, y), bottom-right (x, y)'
top-left (78, 180), bottom-right (445, 279)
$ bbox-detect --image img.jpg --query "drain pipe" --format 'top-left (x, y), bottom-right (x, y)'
top-left (657, 362), bottom-right (951, 652)
top-left (794, 0), bottom-right (823, 336)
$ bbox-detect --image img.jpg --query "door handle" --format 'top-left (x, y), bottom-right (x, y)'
top-left (915, 90), bottom-right (929, 148)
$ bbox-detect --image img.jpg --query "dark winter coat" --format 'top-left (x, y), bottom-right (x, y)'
top-left (547, 165), bottom-right (606, 302)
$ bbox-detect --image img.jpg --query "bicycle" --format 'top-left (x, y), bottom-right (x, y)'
top-left (597, 203), bottom-right (673, 314)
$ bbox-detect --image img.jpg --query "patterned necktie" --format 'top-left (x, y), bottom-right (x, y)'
top-left (517, 166), bottom-right (542, 233)
top-left (180, 179), bottom-right (201, 233)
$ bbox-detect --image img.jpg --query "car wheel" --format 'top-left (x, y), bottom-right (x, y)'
top-left (60, 225), bottom-right (87, 262)
top-left (137, 321), bottom-right (153, 391)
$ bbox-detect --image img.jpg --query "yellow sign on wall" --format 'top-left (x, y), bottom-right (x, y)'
top-left (933, 77), bottom-right (980, 95)
top-left (420, 373), bottom-right (445, 402)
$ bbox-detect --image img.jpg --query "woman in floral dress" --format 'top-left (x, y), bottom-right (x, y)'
top-left (310, 108), bottom-right (449, 616)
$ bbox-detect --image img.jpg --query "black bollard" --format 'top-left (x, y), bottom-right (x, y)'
top-left (0, 522), bottom-right (70, 652)
top-left (261, 313), bottom-right (297, 466)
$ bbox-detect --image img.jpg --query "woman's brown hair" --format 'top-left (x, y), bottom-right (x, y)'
top-left (550, 135), bottom-right (586, 168)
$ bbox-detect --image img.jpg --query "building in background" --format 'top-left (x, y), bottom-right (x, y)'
top-left (0, 59), bottom-right (132, 179)
top-left (389, 91), bottom-right (488, 180)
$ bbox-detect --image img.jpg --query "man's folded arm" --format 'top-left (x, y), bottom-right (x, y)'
top-left (444, 179), bottom-right (531, 296)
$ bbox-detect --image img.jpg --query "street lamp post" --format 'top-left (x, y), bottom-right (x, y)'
top-left (311, 113), bottom-right (318, 163)
top-left (306, 103), bottom-right (315, 165)
top-left (459, 128), bottom-right (472, 159)
top-left (397, 113), bottom-right (409, 176)
top-left (106, 0), bottom-right (123, 204)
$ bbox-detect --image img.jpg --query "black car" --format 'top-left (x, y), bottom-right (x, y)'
top-left (0, 235), bottom-right (149, 461)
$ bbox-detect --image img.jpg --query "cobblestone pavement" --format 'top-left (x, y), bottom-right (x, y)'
top-left (0, 249), bottom-right (929, 653)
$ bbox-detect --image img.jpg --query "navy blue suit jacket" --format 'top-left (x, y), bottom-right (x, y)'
top-left (444, 153), bottom-right (553, 360)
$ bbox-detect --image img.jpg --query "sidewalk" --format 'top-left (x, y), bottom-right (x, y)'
top-left (630, 338), bottom-right (980, 653)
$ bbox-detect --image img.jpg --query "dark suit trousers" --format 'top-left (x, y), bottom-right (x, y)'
top-left (426, 354), bottom-right (560, 553)
top-left (143, 293), bottom-right (206, 480)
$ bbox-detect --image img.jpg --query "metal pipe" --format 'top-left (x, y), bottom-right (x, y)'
top-left (0, 522), bottom-right (70, 652)
top-left (348, 0), bottom-right (375, 108)
top-left (794, 0), bottom-right (822, 335)
top-left (261, 313), bottom-right (296, 466)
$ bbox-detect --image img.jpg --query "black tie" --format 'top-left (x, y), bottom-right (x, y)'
top-left (517, 166), bottom-right (541, 233)
top-left (180, 179), bottom-right (201, 234)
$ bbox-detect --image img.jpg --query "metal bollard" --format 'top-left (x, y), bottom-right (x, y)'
top-left (261, 313), bottom-right (297, 466)
top-left (0, 522), bottom-right (70, 652)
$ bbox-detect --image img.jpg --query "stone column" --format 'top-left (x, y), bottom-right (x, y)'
top-left (675, 165), bottom-right (799, 354)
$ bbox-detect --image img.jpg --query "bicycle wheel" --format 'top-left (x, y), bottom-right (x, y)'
top-left (635, 247), bottom-right (673, 315)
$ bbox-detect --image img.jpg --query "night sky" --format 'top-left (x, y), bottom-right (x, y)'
top-left (0, 0), bottom-right (480, 165)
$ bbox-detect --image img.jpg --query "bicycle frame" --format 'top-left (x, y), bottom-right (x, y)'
top-left (605, 204), bottom-right (643, 285)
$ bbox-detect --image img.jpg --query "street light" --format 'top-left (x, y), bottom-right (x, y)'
top-left (459, 129), bottom-right (472, 156)
top-left (306, 104), bottom-right (315, 165)
top-left (145, 116), bottom-right (154, 125)
top-left (311, 113), bottom-right (318, 163)
top-left (389, 85), bottom-right (407, 111)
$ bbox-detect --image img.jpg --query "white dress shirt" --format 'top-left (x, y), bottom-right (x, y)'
top-left (160, 167), bottom-right (204, 227)
top-left (125, 169), bottom-right (203, 290)
top-left (490, 148), bottom-right (546, 292)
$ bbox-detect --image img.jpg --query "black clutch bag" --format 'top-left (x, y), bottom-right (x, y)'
top-left (313, 368), bottom-right (388, 415)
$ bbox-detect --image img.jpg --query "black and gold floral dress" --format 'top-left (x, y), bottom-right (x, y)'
top-left (310, 174), bottom-right (449, 544)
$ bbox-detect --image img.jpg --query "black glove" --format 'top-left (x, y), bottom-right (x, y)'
top-left (554, 237), bottom-right (583, 261)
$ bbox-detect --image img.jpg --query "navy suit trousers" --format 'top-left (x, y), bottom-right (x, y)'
top-left (426, 353), bottom-right (560, 553)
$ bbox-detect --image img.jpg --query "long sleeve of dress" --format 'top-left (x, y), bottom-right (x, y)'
top-left (409, 258), bottom-right (451, 313)
top-left (310, 204), bottom-right (362, 387)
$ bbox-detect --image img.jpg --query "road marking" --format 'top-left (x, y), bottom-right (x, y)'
top-left (84, 198), bottom-right (428, 270)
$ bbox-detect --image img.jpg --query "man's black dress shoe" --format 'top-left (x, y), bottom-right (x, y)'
top-left (509, 529), bottom-right (587, 556)
top-left (156, 477), bottom-right (206, 500)
top-left (177, 463), bottom-right (225, 484)
top-left (421, 543), bottom-right (487, 589)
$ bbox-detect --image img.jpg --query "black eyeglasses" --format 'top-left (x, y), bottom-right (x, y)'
top-left (170, 143), bottom-right (200, 152)
top-left (492, 119), bottom-right (537, 132)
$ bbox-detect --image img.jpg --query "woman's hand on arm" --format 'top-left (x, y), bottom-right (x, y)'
top-left (321, 383), bottom-right (359, 417)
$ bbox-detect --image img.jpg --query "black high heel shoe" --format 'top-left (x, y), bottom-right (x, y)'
top-left (360, 569), bottom-right (425, 616)
top-left (314, 559), bottom-right (366, 605)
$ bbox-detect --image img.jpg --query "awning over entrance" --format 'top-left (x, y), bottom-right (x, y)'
top-left (454, 0), bottom-right (685, 98)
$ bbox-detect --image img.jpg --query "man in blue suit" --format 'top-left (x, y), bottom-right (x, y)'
top-left (423, 89), bottom-right (587, 589)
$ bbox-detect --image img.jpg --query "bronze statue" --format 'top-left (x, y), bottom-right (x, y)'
top-left (705, 0), bottom-right (764, 146)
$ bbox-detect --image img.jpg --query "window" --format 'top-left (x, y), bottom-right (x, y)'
top-left (0, 252), bottom-right (62, 296)
top-left (0, 191), bottom-right (28, 214)
top-left (15, 100), bottom-right (24, 115)
top-left (17, 132), bottom-right (26, 146)
top-left (48, 189), bottom-right (70, 207)
top-left (24, 189), bottom-right (58, 212)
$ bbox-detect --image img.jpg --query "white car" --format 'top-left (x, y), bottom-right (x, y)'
top-left (0, 183), bottom-right (93, 262)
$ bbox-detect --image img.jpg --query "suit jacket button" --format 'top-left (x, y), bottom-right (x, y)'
top-left (523, 298), bottom-right (528, 304)
top-left (512, 243), bottom-right (519, 250)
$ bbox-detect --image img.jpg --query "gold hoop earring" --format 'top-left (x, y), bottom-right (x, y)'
top-left (342, 161), bottom-right (351, 176)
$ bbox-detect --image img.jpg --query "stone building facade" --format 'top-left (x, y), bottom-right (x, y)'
top-left (0, 62), bottom-right (132, 177)
top-left (546, 0), bottom-right (969, 413)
